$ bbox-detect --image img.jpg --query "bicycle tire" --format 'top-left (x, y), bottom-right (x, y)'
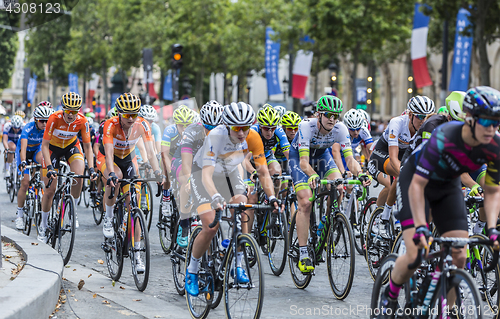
top-left (210, 227), bottom-right (224, 309)
top-left (359, 196), bottom-right (377, 259)
top-left (130, 208), bottom-right (150, 292)
top-left (22, 196), bottom-right (33, 236)
top-left (287, 211), bottom-right (313, 289)
top-left (327, 212), bottom-right (355, 300)
top-left (105, 211), bottom-right (124, 281)
top-left (140, 182), bottom-right (154, 231)
top-left (365, 207), bottom-right (395, 282)
top-left (54, 195), bottom-right (76, 265)
top-left (158, 196), bottom-right (176, 254)
top-left (186, 226), bottom-right (212, 319)
top-left (9, 169), bottom-right (15, 202)
top-left (266, 210), bottom-right (289, 276)
top-left (172, 219), bottom-right (186, 296)
top-left (224, 233), bottom-right (264, 319)
top-left (349, 197), bottom-right (364, 256)
top-left (92, 187), bottom-right (104, 225)
top-left (83, 169), bottom-right (90, 208)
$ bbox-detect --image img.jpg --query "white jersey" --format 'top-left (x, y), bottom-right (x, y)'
top-left (382, 114), bottom-right (413, 149)
top-left (293, 118), bottom-right (352, 157)
top-left (351, 126), bottom-right (374, 149)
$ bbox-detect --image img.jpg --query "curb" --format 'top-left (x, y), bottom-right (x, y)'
top-left (0, 225), bottom-right (63, 319)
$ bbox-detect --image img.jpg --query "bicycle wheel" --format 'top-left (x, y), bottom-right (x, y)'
top-left (140, 182), bottom-right (154, 231)
top-left (171, 219), bottom-right (186, 296)
top-left (158, 196), bottom-right (176, 254)
top-left (54, 195), bottom-right (76, 265)
top-left (186, 226), bottom-right (212, 319)
top-left (210, 228), bottom-right (225, 309)
top-left (391, 231), bottom-right (406, 256)
top-left (92, 187), bottom-right (104, 225)
top-left (9, 169), bottom-right (15, 202)
top-left (365, 207), bottom-right (394, 281)
top-left (370, 254), bottom-right (409, 319)
top-left (224, 233), bottom-right (264, 319)
top-left (348, 197), bottom-right (364, 256)
top-left (266, 210), bottom-right (288, 276)
top-left (287, 211), bottom-right (313, 289)
top-left (104, 211), bottom-right (124, 281)
top-left (130, 208), bottom-right (150, 292)
top-left (359, 196), bottom-right (377, 259)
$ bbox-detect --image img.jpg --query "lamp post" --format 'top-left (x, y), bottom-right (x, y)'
top-left (282, 78), bottom-right (288, 101)
top-left (328, 63), bottom-right (338, 95)
top-left (246, 70), bottom-right (253, 105)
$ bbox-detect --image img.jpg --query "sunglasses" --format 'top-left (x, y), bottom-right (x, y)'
top-left (121, 113), bottom-right (138, 119)
top-left (261, 126), bottom-right (276, 132)
top-left (285, 126), bottom-right (298, 131)
top-left (413, 113), bottom-right (427, 121)
top-left (203, 123), bottom-right (217, 130)
top-left (63, 109), bottom-right (79, 115)
top-left (37, 119), bottom-right (48, 124)
top-left (477, 117), bottom-right (500, 128)
top-left (321, 112), bottom-right (340, 120)
top-left (349, 127), bottom-right (361, 132)
top-left (230, 125), bottom-right (251, 132)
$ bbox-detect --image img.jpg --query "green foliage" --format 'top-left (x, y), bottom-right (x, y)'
top-left (0, 13), bottom-right (18, 89)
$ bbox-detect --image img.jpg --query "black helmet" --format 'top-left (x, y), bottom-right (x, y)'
top-left (463, 86), bottom-right (500, 118)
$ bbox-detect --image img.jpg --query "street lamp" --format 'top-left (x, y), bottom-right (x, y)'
top-left (282, 78), bottom-right (288, 101)
top-left (246, 70), bottom-right (253, 104)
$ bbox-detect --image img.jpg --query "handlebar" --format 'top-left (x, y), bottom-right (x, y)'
top-left (108, 177), bottom-right (162, 199)
top-left (46, 173), bottom-right (90, 188)
top-left (308, 177), bottom-right (369, 202)
top-left (209, 203), bottom-right (274, 228)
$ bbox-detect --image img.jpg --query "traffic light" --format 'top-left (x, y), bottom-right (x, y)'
top-left (27, 102), bottom-right (31, 108)
top-left (92, 97), bottom-right (96, 107)
top-left (172, 44), bottom-right (183, 69)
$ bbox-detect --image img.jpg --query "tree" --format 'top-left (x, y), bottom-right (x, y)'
top-left (0, 13), bottom-right (19, 90)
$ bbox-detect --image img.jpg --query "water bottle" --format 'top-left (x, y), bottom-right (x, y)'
top-left (140, 191), bottom-right (147, 209)
top-left (317, 216), bottom-right (326, 237)
top-left (162, 189), bottom-right (172, 216)
top-left (221, 239), bottom-right (230, 250)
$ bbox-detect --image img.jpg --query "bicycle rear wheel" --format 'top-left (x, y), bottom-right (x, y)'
top-left (22, 198), bottom-right (33, 236)
top-left (104, 211), bottom-right (123, 281)
top-left (158, 196), bottom-right (176, 254)
top-left (54, 195), bottom-right (76, 265)
top-left (224, 233), bottom-right (264, 319)
top-left (92, 187), bottom-right (104, 225)
top-left (266, 210), bottom-right (288, 276)
top-left (210, 228), bottom-right (224, 309)
top-left (359, 196), bottom-right (377, 259)
top-left (130, 208), bottom-right (150, 292)
top-left (9, 169), bottom-right (15, 202)
top-left (171, 218), bottom-right (186, 296)
top-left (365, 207), bottom-right (394, 281)
top-left (327, 212), bottom-right (355, 300)
top-left (140, 182), bottom-right (154, 231)
top-left (287, 211), bottom-right (312, 289)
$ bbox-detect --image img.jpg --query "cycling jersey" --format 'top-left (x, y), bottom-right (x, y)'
top-left (78, 126), bottom-right (96, 146)
top-left (194, 125), bottom-right (266, 174)
top-left (3, 121), bottom-right (23, 144)
top-left (43, 111), bottom-right (91, 148)
top-left (99, 116), bottom-right (153, 159)
top-left (18, 121), bottom-right (44, 152)
top-left (381, 114), bottom-right (412, 149)
top-left (350, 126), bottom-right (374, 150)
top-left (173, 122), bottom-right (205, 160)
top-left (292, 118), bottom-right (352, 158)
top-left (161, 124), bottom-right (182, 158)
top-left (250, 123), bottom-right (290, 158)
top-left (135, 121), bottom-right (161, 163)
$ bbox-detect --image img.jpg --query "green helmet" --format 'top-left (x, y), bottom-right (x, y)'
top-left (317, 95), bottom-right (343, 113)
top-left (257, 105), bottom-right (280, 126)
top-left (437, 106), bottom-right (448, 114)
top-left (446, 91), bottom-right (466, 121)
top-left (281, 111), bottom-right (302, 126)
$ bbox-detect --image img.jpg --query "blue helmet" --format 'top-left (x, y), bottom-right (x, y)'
top-left (463, 86), bottom-right (500, 118)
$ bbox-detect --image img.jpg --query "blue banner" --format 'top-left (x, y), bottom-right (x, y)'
top-left (68, 73), bottom-right (79, 94)
top-left (163, 70), bottom-right (173, 101)
top-left (27, 75), bottom-right (37, 104)
top-left (449, 9), bottom-right (473, 92)
top-left (265, 27), bottom-right (281, 96)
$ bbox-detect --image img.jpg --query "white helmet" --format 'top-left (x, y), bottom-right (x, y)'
top-left (343, 109), bottom-right (365, 130)
top-left (86, 116), bottom-right (94, 126)
top-left (223, 102), bottom-right (255, 126)
top-left (273, 105), bottom-right (286, 117)
top-left (192, 112), bottom-right (201, 124)
top-left (33, 105), bottom-right (54, 119)
top-left (139, 104), bottom-right (158, 122)
top-left (200, 100), bottom-right (224, 126)
top-left (407, 96), bottom-right (435, 115)
top-left (11, 115), bottom-right (23, 129)
top-left (358, 109), bottom-right (370, 125)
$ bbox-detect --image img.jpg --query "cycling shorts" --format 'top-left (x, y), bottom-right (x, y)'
top-left (368, 137), bottom-right (405, 176)
top-left (191, 164), bottom-right (246, 214)
top-left (16, 147), bottom-right (41, 175)
top-left (395, 160), bottom-right (468, 234)
top-left (289, 146), bottom-right (340, 192)
top-left (44, 139), bottom-right (84, 169)
top-left (469, 164), bottom-right (487, 184)
top-left (96, 150), bottom-right (139, 180)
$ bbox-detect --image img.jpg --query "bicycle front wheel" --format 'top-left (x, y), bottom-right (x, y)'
top-left (104, 212), bottom-right (124, 281)
top-left (266, 210), bottom-right (288, 276)
top-left (287, 211), bottom-right (312, 289)
top-left (9, 170), bottom-right (15, 202)
top-left (365, 207), bottom-right (394, 281)
top-left (54, 195), bottom-right (76, 265)
top-left (158, 196), bottom-right (176, 254)
top-left (140, 182), bottom-right (154, 231)
top-left (22, 199), bottom-right (33, 236)
top-left (92, 187), bottom-right (104, 225)
top-left (130, 208), bottom-right (150, 292)
top-left (224, 233), bottom-right (264, 319)
top-left (359, 196), bottom-right (377, 259)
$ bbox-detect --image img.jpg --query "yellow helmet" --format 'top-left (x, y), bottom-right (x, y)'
top-left (14, 110), bottom-right (26, 119)
top-left (61, 92), bottom-right (83, 110)
top-left (173, 106), bottom-right (194, 124)
top-left (115, 93), bottom-right (141, 113)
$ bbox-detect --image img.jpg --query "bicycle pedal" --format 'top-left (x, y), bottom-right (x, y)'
top-left (101, 242), bottom-right (111, 253)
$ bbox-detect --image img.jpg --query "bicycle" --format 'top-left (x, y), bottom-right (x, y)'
top-left (78, 161), bottom-right (91, 208)
top-left (5, 150), bottom-right (19, 202)
top-left (101, 177), bottom-right (159, 291)
top-left (370, 236), bottom-right (499, 319)
top-left (186, 203), bottom-right (268, 319)
top-left (137, 162), bottom-right (155, 231)
top-left (21, 160), bottom-right (43, 236)
top-left (46, 171), bottom-right (89, 265)
top-left (88, 170), bottom-right (105, 225)
top-left (288, 177), bottom-right (356, 300)
top-left (157, 185), bottom-right (178, 254)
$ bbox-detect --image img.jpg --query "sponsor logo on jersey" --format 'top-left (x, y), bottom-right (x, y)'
top-left (389, 134), bottom-right (396, 139)
top-left (416, 165), bottom-right (429, 175)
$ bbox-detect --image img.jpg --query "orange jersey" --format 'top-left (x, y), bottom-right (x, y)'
top-left (44, 111), bottom-right (90, 148)
top-left (101, 116), bottom-right (153, 159)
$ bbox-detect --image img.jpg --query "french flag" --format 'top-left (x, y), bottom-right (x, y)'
top-left (292, 50), bottom-right (314, 99)
top-left (411, 4), bottom-right (433, 88)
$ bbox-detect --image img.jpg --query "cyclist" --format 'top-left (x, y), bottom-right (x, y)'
top-left (185, 102), bottom-right (281, 296)
top-left (15, 105), bottom-right (54, 230)
top-left (15, 110), bottom-right (26, 120)
top-left (367, 96), bottom-right (435, 227)
top-left (290, 95), bottom-right (370, 273)
top-left (378, 87), bottom-right (500, 317)
top-left (281, 111), bottom-right (302, 143)
top-left (274, 105), bottom-right (287, 119)
top-left (172, 100), bottom-right (224, 248)
top-left (40, 93), bottom-right (97, 242)
top-left (136, 104), bottom-right (162, 158)
top-left (3, 115), bottom-right (24, 174)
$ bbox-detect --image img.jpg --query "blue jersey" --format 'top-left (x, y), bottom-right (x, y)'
top-left (161, 124), bottom-right (181, 158)
top-left (250, 123), bottom-right (290, 158)
top-left (17, 121), bottom-right (44, 152)
top-left (3, 122), bottom-right (23, 144)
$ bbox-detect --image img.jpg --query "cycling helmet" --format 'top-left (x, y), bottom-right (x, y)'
top-left (358, 109), bottom-right (370, 124)
top-left (446, 91), bottom-right (466, 121)
top-left (33, 105), bottom-right (54, 119)
top-left (107, 107), bottom-right (118, 118)
top-left (139, 104), bottom-right (158, 122)
top-left (407, 96), bottom-right (435, 115)
top-left (437, 106), bottom-right (449, 115)
top-left (38, 101), bottom-right (52, 108)
top-left (192, 112), bottom-right (201, 124)
top-left (11, 115), bottom-right (23, 129)
top-left (274, 105), bottom-right (287, 118)
top-left (85, 112), bottom-right (95, 119)
top-left (317, 95), bottom-right (343, 113)
top-left (463, 86), bottom-right (500, 118)
top-left (281, 111), bottom-right (302, 127)
top-left (200, 100), bottom-right (224, 126)
top-left (173, 106), bottom-right (194, 124)
top-left (14, 110), bottom-right (26, 118)
top-left (343, 109), bottom-right (365, 130)
top-left (61, 92), bottom-right (83, 110)
top-left (115, 93), bottom-right (141, 113)
top-left (222, 102), bottom-right (255, 126)
top-left (86, 116), bottom-right (94, 126)
top-left (257, 105), bottom-right (280, 127)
